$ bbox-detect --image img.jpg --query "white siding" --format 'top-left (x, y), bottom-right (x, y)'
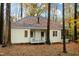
top-left (11, 29), bottom-right (46, 44)
top-left (50, 30), bottom-right (62, 43)
top-left (11, 29), bottom-right (30, 43)
top-left (11, 29), bottom-right (69, 44)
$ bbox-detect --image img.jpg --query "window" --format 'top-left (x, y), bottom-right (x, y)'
top-left (25, 31), bottom-right (28, 37)
top-left (53, 31), bottom-right (57, 37)
top-left (30, 31), bottom-right (33, 37)
top-left (41, 32), bottom-right (44, 37)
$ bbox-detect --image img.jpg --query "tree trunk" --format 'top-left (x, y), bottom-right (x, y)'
top-left (55, 4), bottom-right (58, 22)
top-left (46, 3), bottom-right (50, 44)
top-left (6, 3), bottom-right (11, 46)
top-left (74, 3), bottom-right (77, 41)
top-left (62, 3), bottom-right (67, 53)
top-left (0, 3), bottom-right (4, 44)
top-left (21, 3), bottom-right (22, 19)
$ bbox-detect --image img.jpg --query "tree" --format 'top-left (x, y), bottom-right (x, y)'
top-left (46, 3), bottom-right (50, 44)
top-left (42, 3), bottom-right (48, 18)
top-left (53, 3), bottom-right (58, 22)
top-left (4, 3), bottom-right (11, 46)
top-left (62, 3), bottom-right (67, 53)
top-left (36, 4), bottom-right (44, 23)
top-left (23, 3), bottom-right (45, 23)
top-left (0, 3), bottom-right (4, 44)
top-left (23, 4), bottom-right (37, 16)
top-left (64, 3), bottom-right (74, 41)
top-left (74, 3), bottom-right (77, 41)
top-left (0, 3), bottom-right (1, 15)
top-left (21, 3), bottom-right (23, 19)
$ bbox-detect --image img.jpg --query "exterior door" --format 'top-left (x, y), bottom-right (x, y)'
top-left (35, 31), bottom-right (41, 40)
top-left (41, 32), bottom-right (44, 40)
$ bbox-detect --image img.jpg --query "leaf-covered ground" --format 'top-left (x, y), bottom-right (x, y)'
top-left (0, 42), bottom-right (79, 56)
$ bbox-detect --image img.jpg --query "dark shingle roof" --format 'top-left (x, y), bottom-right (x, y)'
top-left (11, 16), bottom-right (62, 30)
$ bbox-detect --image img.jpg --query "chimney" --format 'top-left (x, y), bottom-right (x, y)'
top-left (37, 16), bottom-right (40, 24)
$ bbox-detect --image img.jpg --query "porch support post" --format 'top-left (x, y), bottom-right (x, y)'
top-left (28, 29), bottom-right (31, 42)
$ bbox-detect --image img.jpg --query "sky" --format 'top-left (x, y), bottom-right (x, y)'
top-left (50, 3), bottom-right (62, 19)
top-left (11, 3), bottom-right (63, 20)
top-left (11, 4), bottom-right (22, 17)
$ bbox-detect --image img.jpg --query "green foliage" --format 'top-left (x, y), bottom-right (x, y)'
top-left (65, 17), bottom-right (74, 39)
top-left (28, 4), bottom-right (37, 16)
top-left (23, 3), bottom-right (46, 16)
top-left (36, 7), bottom-right (44, 16)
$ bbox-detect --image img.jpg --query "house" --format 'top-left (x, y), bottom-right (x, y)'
top-left (11, 16), bottom-right (69, 44)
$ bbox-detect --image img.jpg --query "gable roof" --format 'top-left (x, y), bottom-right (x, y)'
top-left (11, 16), bottom-right (62, 30)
